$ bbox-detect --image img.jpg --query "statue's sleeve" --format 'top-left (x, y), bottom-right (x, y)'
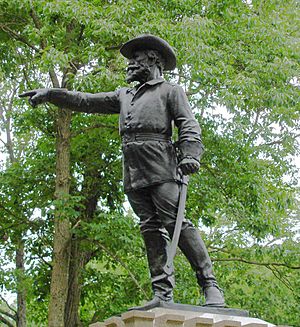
top-left (169, 84), bottom-right (204, 161)
top-left (48, 88), bottom-right (121, 114)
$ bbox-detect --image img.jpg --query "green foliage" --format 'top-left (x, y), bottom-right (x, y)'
top-left (0, 0), bottom-right (299, 326)
top-left (76, 211), bottom-right (149, 323)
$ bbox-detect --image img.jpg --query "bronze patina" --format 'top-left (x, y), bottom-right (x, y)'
top-left (20, 34), bottom-right (225, 309)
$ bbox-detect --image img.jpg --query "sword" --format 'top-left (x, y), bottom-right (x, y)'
top-left (164, 174), bottom-right (189, 276)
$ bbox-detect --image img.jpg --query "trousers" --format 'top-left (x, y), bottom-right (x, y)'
top-left (127, 181), bottom-right (218, 301)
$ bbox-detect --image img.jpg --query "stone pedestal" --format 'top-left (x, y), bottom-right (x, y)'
top-left (90, 304), bottom-right (276, 327)
top-left (122, 311), bottom-right (155, 327)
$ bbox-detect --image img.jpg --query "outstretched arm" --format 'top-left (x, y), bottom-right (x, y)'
top-left (19, 88), bottom-right (120, 114)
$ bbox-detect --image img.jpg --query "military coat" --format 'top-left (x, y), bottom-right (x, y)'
top-left (49, 78), bottom-right (203, 192)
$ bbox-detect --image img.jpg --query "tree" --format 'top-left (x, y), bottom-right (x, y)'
top-left (0, 1), bottom-right (125, 325)
top-left (0, 70), bottom-right (32, 327)
top-left (0, 0), bottom-right (299, 326)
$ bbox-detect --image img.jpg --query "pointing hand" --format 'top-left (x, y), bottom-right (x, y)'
top-left (19, 89), bottom-right (49, 107)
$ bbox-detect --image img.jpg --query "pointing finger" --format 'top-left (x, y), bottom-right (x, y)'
top-left (19, 91), bottom-right (37, 98)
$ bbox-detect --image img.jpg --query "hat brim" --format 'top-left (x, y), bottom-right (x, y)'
top-left (120, 35), bottom-right (176, 71)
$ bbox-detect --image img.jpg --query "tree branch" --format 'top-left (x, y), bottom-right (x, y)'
top-left (61, 23), bottom-right (85, 88)
top-left (267, 265), bottom-right (296, 294)
top-left (0, 202), bottom-right (21, 220)
top-left (0, 314), bottom-right (15, 327)
top-left (245, 109), bottom-right (262, 144)
top-left (22, 67), bottom-right (33, 89)
top-left (5, 85), bottom-right (18, 163)
top-left (0, 202), bottom-right (44, 233)
top-left (0, 308), bottom-right (16, 321)
top-left (212, 257), bottom-right (300, 269)
top-left (0, 24), bottom-right (39, 52)
top-left (95, 241), bottom-right (148, 298)
top-left (0, 294), bottom-right (17, 314)
top-left (259, 133), bottom-right (300, 147)
top-left (49, 69), bottom-right (60, 88)
top-left (0, 101), bottom-right (6, 124)
top-left (29, 8), bottom-right (60, 88)
top-left (0, 137), bottom-right (7, 148)
top-left (167, 70), bottom-right (194, 84)
top-left (205, 227), bottom-right (239, 247)
top-left (29, 9), bottom-right (46, 48)
top-left (32, 254), bottom-right (53, 268)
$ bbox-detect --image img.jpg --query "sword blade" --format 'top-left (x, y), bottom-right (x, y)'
top-left (165, 175), bottom-right (189, 275)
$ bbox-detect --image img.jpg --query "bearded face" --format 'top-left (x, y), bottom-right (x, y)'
top-left (126, 50), bottom-right (151, 84)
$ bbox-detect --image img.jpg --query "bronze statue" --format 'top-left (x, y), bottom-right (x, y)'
top-left (20, 35), bottom-right (225, 309)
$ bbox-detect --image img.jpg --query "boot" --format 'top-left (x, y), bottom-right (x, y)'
top-left (130, 229), bottom-right (175, 311)
top-left (166, 222), bottom-right (225, 307)
top-left (203, 285), bottom-right (225, 307)
top-left (129, 295), bottom-right (173, 311)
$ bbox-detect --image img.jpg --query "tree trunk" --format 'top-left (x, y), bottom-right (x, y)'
top-left (64, 169), bottom-right (100, 326)
top-left (48, 108), bottom-right (72, 327)
top-left (16, 240), bottom-right (27, 327)
top-left (64, 239), bottom-right (82, 327)
top-left (64, 240), bottom-right (92, 327)
top-left (3, 86), bottom-right (27, 327)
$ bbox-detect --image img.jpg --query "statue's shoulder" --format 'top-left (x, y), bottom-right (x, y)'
top-left (162, 80), bottom-right (178, 87)
top-left (162, 81), bottom-right (185, 95)
top-left (161, 81), bottom-right (182, 91)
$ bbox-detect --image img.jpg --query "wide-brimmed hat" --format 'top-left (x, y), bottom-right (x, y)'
top-left (120, 34), bottom-right (176, 71)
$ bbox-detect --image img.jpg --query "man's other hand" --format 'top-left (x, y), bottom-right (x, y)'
top-left (19, 89), bottom-right (49, 108)
top-left (178, 157), bottom-right (200, 175)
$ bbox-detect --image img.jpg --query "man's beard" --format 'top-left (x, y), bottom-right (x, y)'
top-left (126, 63), bottom-right (151, 84)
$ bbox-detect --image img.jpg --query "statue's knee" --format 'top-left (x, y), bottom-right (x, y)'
top-left (140, 223), bottom-right (162, 235)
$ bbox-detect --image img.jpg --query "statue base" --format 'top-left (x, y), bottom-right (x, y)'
top-left (141, 301), bottom-right (249, 317)
top-left (90, 302), bottom-right (276, 327)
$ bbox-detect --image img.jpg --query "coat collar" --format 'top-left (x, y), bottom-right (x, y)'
top-left (126, 78), bottom-right (165, 94)
top-left (144, 77), bottom-right (165, 86)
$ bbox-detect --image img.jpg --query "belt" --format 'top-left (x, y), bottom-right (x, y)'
top-left (122, 133), bottom-right (171, 144)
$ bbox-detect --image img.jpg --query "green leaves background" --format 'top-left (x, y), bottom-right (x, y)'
top-left (0, 0), bottom-right (299, 326)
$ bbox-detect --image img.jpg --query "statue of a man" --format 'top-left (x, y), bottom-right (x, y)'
top-left (20, 35), bottom-right (225, 308)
